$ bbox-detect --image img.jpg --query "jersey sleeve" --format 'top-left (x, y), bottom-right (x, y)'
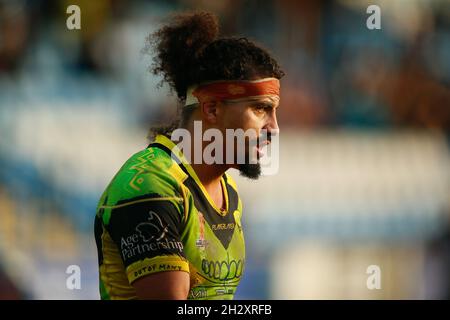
top-left (104, 196), bottom-right (189, 284)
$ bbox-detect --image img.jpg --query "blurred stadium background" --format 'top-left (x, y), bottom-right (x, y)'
top-left (0, 0), bottom-right (449, 299)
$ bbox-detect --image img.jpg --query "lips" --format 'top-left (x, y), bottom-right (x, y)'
top-left (256, 140), bottom-right (270, 158)
top-left (256, 147), bottom-right (264, 158)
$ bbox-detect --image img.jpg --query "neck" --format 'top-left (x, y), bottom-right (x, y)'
top-left (191, 162), bottom-right (227, 189)
top-left (183, 120), bottom-right (230, 209)
top-left (192, 162), bottom-right (227, 212)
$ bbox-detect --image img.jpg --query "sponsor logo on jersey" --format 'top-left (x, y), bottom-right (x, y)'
top-left (120, 211), bottom-right (183, 260)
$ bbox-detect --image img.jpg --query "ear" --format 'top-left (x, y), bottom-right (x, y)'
top-left (201, 100), bottom-right (219, 124)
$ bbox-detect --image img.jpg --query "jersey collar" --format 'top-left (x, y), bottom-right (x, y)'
top-left (154, 134), bottom-right (230, 216)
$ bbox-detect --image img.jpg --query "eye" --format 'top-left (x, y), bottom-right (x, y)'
top-left (254, 105), bottom-right (272, 114)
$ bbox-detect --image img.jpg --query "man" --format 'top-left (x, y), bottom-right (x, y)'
top-left (94, 11), bottom-right (284, 300)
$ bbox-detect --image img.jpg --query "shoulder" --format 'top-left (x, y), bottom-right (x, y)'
top-left (98, 147), bottom-right (186, 212)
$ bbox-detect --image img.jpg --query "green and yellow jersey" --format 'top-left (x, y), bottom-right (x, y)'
top-left (94, 134), bottom-right (245, 300)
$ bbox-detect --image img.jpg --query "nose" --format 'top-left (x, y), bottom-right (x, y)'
top-left (265, 109), bottom-right (279, 135)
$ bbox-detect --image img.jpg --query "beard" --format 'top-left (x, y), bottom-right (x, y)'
top-left (236, 145), bottom-right (262, 179)
top-left (233, 131), bottom-right (272, 180)
top-left (237, 162), bottom-right (262, 180)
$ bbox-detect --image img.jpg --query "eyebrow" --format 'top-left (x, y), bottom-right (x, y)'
top-left (251, 101), bottom-right (277, 109)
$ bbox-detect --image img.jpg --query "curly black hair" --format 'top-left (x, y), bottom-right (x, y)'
top-left (146, 11), bottom-right (284, 138)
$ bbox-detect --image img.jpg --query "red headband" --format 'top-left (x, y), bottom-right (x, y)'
top-left (185, 78), bottom-right (280, 106)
